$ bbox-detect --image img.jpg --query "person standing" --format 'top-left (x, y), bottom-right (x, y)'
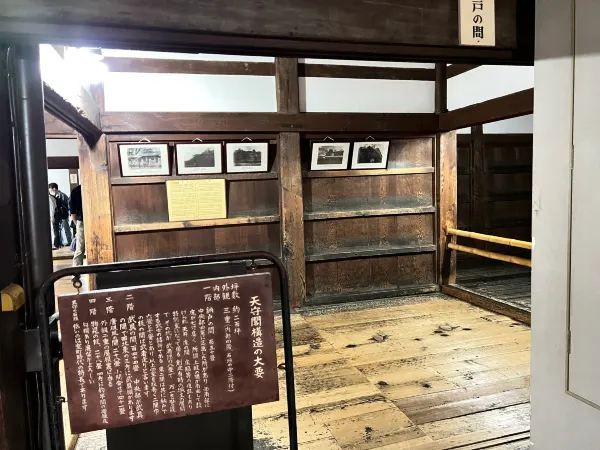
top-left (48, 183), bottom-right (72, 247)
top-left (69, 185), bottom-right (85, 266)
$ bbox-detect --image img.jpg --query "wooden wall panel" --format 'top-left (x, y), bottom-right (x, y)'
top-left (305, 253), bottom-right (436, 303)
top-left (115, 224), bottom-right (281, 261)
top-left (303, 173), bottom-right (434, 213)
top-left (387, 138), bottom-right (434, 168)
top-left (304, 214), bottom-right (434, 255)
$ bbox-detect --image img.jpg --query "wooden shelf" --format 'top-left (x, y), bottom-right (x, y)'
top-left (114, 214), bottom-right (280, 233)
top-left (304, 205), bottom-right (435, 221)
top-left (304, 167), bottom-right (434, 179)
top-left (305, 284), bottom-right (438, 306)
top-left (305, 244), bottom-right (436, 262)
top-left (111, 172), bottom-right (278, 185)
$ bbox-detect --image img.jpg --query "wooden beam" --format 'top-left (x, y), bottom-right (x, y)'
top-left (105, 56), bottom-right (436, 81)
top-left (43, 83), bottom-right (102, 146)
top-left (437, 131), bottom-right (457, 285)
top-left (78, 135), bottom-right (114, 264)
top-left (44, 111), bottom-right (76, 138)
top-left (47, 156), bottom-right (78, 169)
top-left (446, 64), bottom-right (480, 78)
top-left (104, 57), bottom-right (275, 76)
top-left (276, 57), bottom-right (306, 308)
top-left (300, 64), bottom-right (435, 80)
top-left (101, 112), bottom-right (439, 134)
top-left (442, 285), bottom-right (530, 325)
top-left (0, 1), bottom-right (534, 64)
top-left (439, 89), bottom-right (534, 131)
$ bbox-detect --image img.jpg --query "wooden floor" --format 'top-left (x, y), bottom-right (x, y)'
top-left (253, 295), bottom-right (530, 449)
top-left (64, 277), bottom-right (531, 449)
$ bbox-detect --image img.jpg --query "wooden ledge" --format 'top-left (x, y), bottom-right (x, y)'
top-left (114, 214), bottom-right (280, 233)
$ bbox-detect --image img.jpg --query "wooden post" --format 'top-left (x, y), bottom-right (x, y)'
top-left (470, 124), bottom-right (487, 232)
top-left (275, 57), bottom-right (306, 307)
top-left (438, 131), bottom-right (457, 285)
top-left (435, 63), bottom-right (447, 114)
top-left (78, 135), bottom-right (115, 264)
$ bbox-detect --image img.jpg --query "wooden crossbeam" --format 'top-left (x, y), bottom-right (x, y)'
top-left (43, 84), bottom-right (102, 146)
top-left (438, 89), bottom-right (534, 132)
top-left (104, 57), bottom-right (435, 81)
top-left (101, 112), bottom-right (439, 134)
top-left (446, 64), bottom-right (480, 78)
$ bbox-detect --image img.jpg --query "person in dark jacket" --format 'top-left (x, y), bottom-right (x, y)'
top-left (69, 185), bottom-right (85, 266)
top-left (48, 182), bottom-right (72, 248)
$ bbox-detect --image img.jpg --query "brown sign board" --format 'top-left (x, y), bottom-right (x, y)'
top-left (58, 273), bottom-right (278, 433)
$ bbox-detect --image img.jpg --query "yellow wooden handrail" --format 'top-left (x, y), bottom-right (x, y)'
top-left (446, 228), bottom-right (532, 250)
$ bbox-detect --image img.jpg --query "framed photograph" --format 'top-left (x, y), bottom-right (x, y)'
top-left (351, 141), bottom-right (390, 169)
top-left (310, 142), bottom-right (351, 171)
top-left (119, 143), bottom-right (170, 177)
top-left (175, 143), bottom-right (222, 175)
top-left (225, 142), bottom-right (269, 173)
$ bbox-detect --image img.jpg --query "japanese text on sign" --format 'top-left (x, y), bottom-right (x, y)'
top-left (59, 273), bottom-right (278, 433)
top-left (459, 0), bottom-right (496, 46)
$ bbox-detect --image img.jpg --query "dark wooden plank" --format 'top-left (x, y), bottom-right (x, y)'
top-left (101, 112), bottom-right (439, 134)
top-left (47, 156), bottom-right (78, 169)
top-left (275, 58), bottom-right (299, 113)
top-left (300, 64), bottom-right (435, 81)
top-left (304, 167), bottom-right (434, 179)
top-left (306, 284), bottom-right (439, 306)
top-left (304, 206), bottom-right (436, 222)
top-left (446, 64), bottom-right (480, 78)
top-left (110, 172), bottom-right (278, 186)
top-left (78, 135), bottom-right (115, 263)
top-left (43, 83), bottom-right (102, 146)
top-left (438, 132), bottom-right (457, 285)
top-left (105, 57), bottom-right (275, 75)
top-left (305, 244), bottom-right (436, 262)
top-left (0, 1), bottom-right (533, 63)
top-left (442, 284), bottom-right (530, 326)
top-left (439, 89), bottom-right (534, 132)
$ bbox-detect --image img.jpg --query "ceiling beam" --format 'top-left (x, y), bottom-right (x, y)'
top-left (446, 64), bottom-right (481, 78)
top-left (438, 89), bottom-right (534, 131)
top-left (104, 57), bottom-right (436, 81)
top-left (47, 156), bottom-right (79, 169)
top-left (43, 83), bottom-right (102, 146)
top-left (101, 112), bottom-right (439, 135)
top-left (0, 1), bottom-right (534, 64)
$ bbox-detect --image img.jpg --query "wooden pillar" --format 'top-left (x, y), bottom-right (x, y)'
top-left (78, 135), bottom-right (115, 264)
top-left (438, 131), bottom-right (457, 285)
top-left (275, 58), bottom-right (306, 307)
top-left (435, 63), bottom-right (448, 114)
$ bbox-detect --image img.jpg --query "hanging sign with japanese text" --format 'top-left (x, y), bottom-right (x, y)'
top-left (58, 273), bottom-right (278, 433)
top-left (459, 0), bottom-right (496, 46)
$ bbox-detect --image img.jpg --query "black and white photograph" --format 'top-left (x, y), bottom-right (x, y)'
top-left (310, 142), bottom-right (351, 171)
top-left (225, 142), bottom-right (269, 173)
top-left (175, 143), bottom-right (223, 174)
top-left (119, 143), bottom-right (170, 177)
top-left (351, 141), bottom-right (390, 169)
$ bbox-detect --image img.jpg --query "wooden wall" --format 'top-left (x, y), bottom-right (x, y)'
top-left (105, 133), bottom-right (440, 306)
top-left (457, 132), bottom-right (532, 261)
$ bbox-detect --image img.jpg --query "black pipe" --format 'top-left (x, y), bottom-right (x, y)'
top-left (11, 43), bottom-right (55, 450)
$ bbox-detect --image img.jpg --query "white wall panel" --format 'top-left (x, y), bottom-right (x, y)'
top-left (46, 139), bottom-right (79, 157)
top-left (447, 65), bottom-right (534, 110)
top-left (300, 78), bottom-right (434, 113)
top-left (104, 73), bottom-right (277, 112)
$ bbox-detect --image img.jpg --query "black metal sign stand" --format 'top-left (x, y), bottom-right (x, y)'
top-left (35, 251), bottom-right (298, 450)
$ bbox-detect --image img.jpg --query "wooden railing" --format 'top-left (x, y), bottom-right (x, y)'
top-left (446, 228), bottom-right (532, 268)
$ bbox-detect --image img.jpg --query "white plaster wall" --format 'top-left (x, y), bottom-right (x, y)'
top-left (47, 169), bottom-right (71, 195)
top-left (447, 65), bottom-right (534, 110)
top-left (300, 77), bottom-right (434, 113)
top-left (46, 139), bottom-right (78, 157)
top-left (530, 0), bottom-right (600, 448)
top-left (104, 73), bottom-right (277, 112)
top-left (456, 115), bottom-right (534, 134)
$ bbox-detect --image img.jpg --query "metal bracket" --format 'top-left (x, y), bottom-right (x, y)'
top-left (24, 327), bottom-right (42, 372)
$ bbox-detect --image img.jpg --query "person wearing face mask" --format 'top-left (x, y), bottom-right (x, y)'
top-left (48, 182), bottom-right (72, 248)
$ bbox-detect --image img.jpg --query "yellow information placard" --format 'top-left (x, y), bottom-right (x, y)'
top-left (166, 179), bottom-right (227, 222)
